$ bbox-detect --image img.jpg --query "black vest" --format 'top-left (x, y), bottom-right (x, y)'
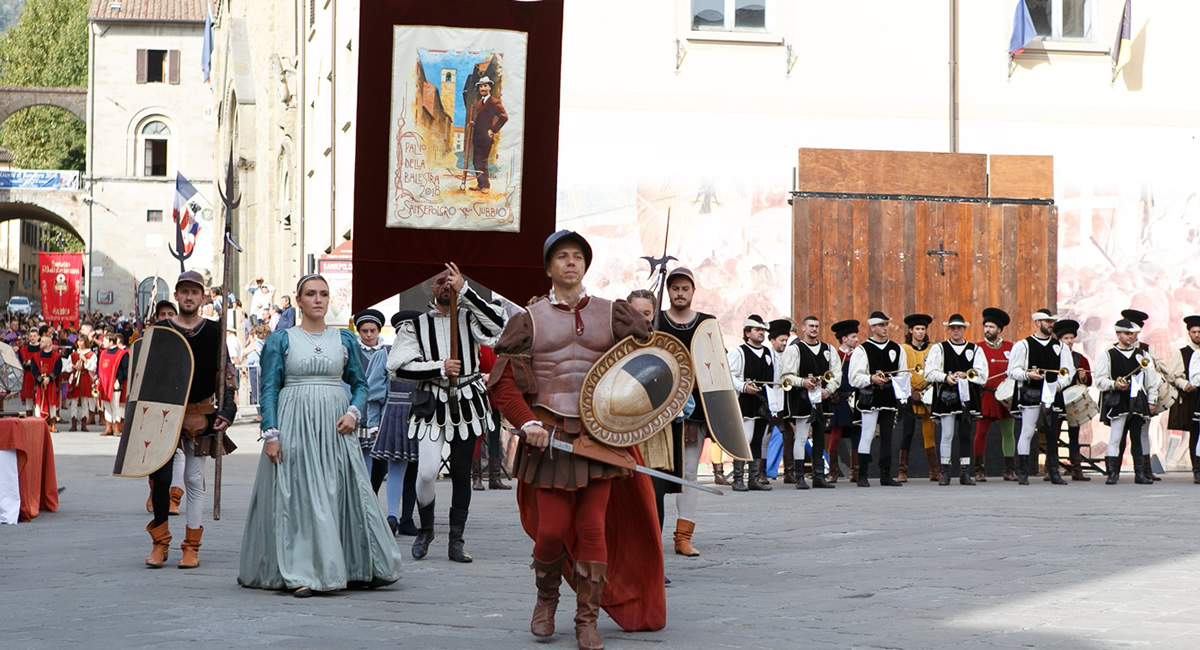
top-left (1178, 347), bottom-right (1200, 427)
top-left (859, 338), bottom-right (901, 410)
top-left (785, 340), bottom-right (832, 418)
top-left (932, 341), bottom-right (981, 415)
top-left (1016, 336), bottom-right (1065, 411)
top-left (1100, 347), bottom-right (1150, 422)
top-left (658, 312), bottom-right (716, 421)
top-left (737, 344), bottom-right (773, 418)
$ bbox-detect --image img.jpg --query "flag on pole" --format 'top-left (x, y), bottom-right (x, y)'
top-left (173, 173), bottom-right (202, 256)
top-left (1111, 0), bottom-right (1131, 81)
top-left (201, 7), bottom-right (214, 83)
top-left (1008, 0), bottom-right (1036, 57)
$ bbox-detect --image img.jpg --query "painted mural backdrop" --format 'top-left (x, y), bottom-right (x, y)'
top-left (386, 26), bottom-right (527, 232)
top-left (1056, 152), bottom-right (1200, 470)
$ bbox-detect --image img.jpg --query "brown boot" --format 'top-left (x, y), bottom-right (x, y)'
top-left (925, 447), bottom-right (942, 482)
top-left (712, 463), bottom-right (730, 486)
top-left (69, 417), bottom-right (78, 432)
top-left (783, 461), bottom-right (796, 484)
top-left (849, 449), bottom-right (859, 482)
top-left (169, 487), bottom-right (183, 516)
top-left (1070, 451), bottom-right (1090, 481)
top-left (488, 457), bottom-right (512, 490)
top-left (974, 459), bottom-right (988, 482)
top-left (673, 518), bottom-right (700, 557)
top-left (573, 561), bottom-right (607, 650)
top-left (145, 520), bottom-right (172, 568)
top-left (178, 526), bottom-right (203, 569)
top-left (79, 417), bottom-right (88, 433)
top-left (828, 449), bottom-right (840, 483)
top-left (471, 457), bottom-right (485, 491)
top-left (146, 479), bottom-right (154, 513)
top-left (897, 449), bottom-right (909, 482)
top-left (530, 554), bottom-right (565, 638)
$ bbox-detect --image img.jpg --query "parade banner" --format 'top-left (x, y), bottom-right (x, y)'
top-left (38, 252), bottom-right (83, 324)
top-left (386, 26), bottom-right (527, 232)
top-left (352, 0), bottom-right (562, 311)
top-left (0, 170), bottom-right (79, 189)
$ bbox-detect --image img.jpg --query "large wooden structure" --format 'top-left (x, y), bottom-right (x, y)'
top-left (792, 148), bottom-right (1056, 341)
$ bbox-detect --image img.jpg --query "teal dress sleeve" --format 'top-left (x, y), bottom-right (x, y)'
top-left (340, 329), bottom-right (369, 416)
top-left (259, 330), bottom-right (289, 432)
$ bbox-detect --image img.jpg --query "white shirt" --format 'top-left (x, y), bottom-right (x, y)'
top-left (1094, 345), bottom-right (1160, 404)
top-left (1006, 335), bottom-right (1075, 388)
top-left (781, 338), bottom-right (841, 394)
top-left (924, 341), bottom-right (988, 386)
top-left (848, 338), bottom-right (907, 389)
top-left (727, 343), bottom-right (770, 394)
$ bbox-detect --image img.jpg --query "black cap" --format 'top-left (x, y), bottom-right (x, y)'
top-left (354, 309), bottom-right (385, 330)
top-left (1185, 315), bottom-right (1200, 329)
top-left (1052, 319), bottom-right (1079, 338)
top-left (543, 230), bottom-right (592, 270)
top-left (981, 307), bottom-right (1010, 328)
top-left (1121, 309), bottom-right (1149, 328)
top-left (831, 319), bottom-right (859, 339)
top-left (768, 319), bottom-right (791, 339)
top-left (390, 310), bottom-right (422, 329)
top-left (903, 313), bottom-right (932, 328)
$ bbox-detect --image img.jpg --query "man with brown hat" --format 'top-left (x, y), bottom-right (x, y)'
top-left (468, 76), bottom-right (508, 193)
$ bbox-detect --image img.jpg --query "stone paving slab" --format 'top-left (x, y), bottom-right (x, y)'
top-left (4, 422), bottom-right (1200, 649)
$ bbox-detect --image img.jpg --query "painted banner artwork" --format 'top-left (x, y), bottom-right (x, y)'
top-left (386, 25), bottom-right (528, 232)
top-left (38, 252), bottom-right (83, 325)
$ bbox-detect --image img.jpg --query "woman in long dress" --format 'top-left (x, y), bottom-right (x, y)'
top-left (238, 275), bottom-right (402, 597)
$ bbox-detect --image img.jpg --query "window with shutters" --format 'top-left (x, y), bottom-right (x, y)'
top-left (137, 49), bottom-right (181, 84)
top-left (146, 50), bottom-right (167, 83)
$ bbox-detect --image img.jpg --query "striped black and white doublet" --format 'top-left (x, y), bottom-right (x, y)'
top-left (387, 285), bottom-right (507, 441)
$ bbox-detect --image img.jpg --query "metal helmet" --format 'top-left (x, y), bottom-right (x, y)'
top-left (542, 230), bottom-right (593, 270)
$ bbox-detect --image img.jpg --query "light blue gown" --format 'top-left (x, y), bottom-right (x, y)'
top-left (238, 327), bottom-right (402, 592)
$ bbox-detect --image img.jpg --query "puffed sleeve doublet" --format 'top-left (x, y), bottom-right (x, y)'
top-left (258, 330), bottom-right (289, 433)
top-left (340, 329), bottom-right (369, 417)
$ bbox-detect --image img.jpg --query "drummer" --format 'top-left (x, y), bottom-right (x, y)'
top-left (1053, 319), bottom-right (1093, 482)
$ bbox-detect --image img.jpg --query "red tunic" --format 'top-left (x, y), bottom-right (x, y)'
top-left (31, 350), bottom-right (62, 412)
top-left (977, 338), bottom-right (1014, 419)
top-left (19, 343), bottom-right (39, 400)
top-left (97, 348), bottom-right (129, 402)
top-left (67, 350), bottom-right (95, 399)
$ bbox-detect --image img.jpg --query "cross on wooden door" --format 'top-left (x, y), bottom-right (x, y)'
top-left (926, 239), bottom-right (957, 276)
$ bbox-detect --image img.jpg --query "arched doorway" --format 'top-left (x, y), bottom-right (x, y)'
top-left (136, 276), bottom-right (169, 321)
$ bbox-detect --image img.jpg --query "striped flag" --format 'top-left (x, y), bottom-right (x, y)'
top-left (1008, 0), bottom-right (1036, 57)
top-left (201, 7), bottom-right (214, 83)
top-left (1111, 0), bottom-right (1131, 81)
top-left (173, 173), bottom-right (202, 256)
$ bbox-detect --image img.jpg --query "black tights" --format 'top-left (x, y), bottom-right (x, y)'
top-left (370, 457), bottom-right (388, 494)
top-left (149, 460), bottom-right (173, 526)
top-left (447, 435), bottom-right (475, 511)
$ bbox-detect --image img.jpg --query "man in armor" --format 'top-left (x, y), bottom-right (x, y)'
top-left (488, 230), bottom-right (663, 649)
top-left (923, 314), bottom-right (988, 485)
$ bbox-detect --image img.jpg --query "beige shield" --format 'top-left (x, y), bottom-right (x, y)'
top-left (691, 318), bottom-right (753, 461)
top-left (580, 332), bottom-right (694, 447)
top-left (113, 326), bottom-right (194, 478)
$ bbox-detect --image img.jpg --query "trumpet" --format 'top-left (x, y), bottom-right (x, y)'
top-left (1117, 356), bottom-right (1152, 381)
top-left (1029, 367), bottom-right (1069, 378)
top-left (756, 371), bottom-right (834, 391)
top-left (880, 363), bottom-right (923, 376)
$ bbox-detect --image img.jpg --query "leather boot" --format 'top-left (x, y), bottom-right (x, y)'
top-left (530, 554), bottom-right (565, 638)
top-left (810, 455), bottom-right (834, 489)
top-left (1046, 459), bottom-right (1067, 485)
top-left (178, 526), bottom-right (203, 569)
top-left (925, 447), bottom-right (942, 482)
top-left (488, 457), bottom-right (512, 490)
top-left (1105, 456), bottom-right (1120, 485)
top-left (897, 449), bottom-right (909, 482)
top-left (411, 501), bottom-right (435, 560)
top-left (783, 460), bottom-right (796, 485)
top-left (1070, 451), bottom-right (1090, 481)
top-left (974, 458), bottom-right (988, 482)
top-left (471, 457), bottom-right (485, 491)
top-left (146, 479), bottom-right (154, 513)
top-left (673, 518), bottom-right (700, 557)
top-left (1016, 455), bottom-right (1029, 485)
top-left (69, 417), bottom-right (78, 432)
top-left (573, 561), bottom-right (607, 650)
top-left (731, 461), bottom-right (747, 491)
top-left (879, 456), bottom-right (902, 487)
top-left (712, 463), bottom-right (731, 486)
top-left (447, 506), bottom-right (473, 563)
top-left (849, 449), bottom-right (860, 483)
top-left (938, 464), bottom-right (952, 486)
top-left (856, 453), bottom-right (871, 487)
top-left (1133, 458), bottom-right (1152, 485)
top-left (169, 486), bottom-right (183, 516)
top-left (145, 520), bottom-right (171, 568)
top-left (78, 417), bottom-right (88, 433)
top-left (1144, 455), bottom-right (1161, 481)
top-left (748, 460), bottom-right (772, 491)
top-left (398, 516), bottom-right (419, 536)
top-left (1003, 456), bottom-right (1017, 481)
top-left (959, 459), bottom-right (977, 486)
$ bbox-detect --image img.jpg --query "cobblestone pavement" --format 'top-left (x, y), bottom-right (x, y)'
top-left (4, 421), bottom-right (1200, 649)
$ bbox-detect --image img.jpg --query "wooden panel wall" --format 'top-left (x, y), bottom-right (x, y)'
top-left (792, 198), bottom-right (1057, 343)
top-left (797, 148), bottom-right (988, 197)
top-left (989, 155), bottom-right (1054, 199)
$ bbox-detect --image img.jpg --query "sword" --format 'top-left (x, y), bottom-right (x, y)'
top-left (517, 429), bottom-right (724, 496)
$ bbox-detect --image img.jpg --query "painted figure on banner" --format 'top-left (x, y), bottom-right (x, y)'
top-left (387, 26), bottom-right (528, 232)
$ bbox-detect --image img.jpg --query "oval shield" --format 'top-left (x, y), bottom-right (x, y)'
top-left (112, 326), bottom-right (195, 478)
top-left (580, 332), bottom-right (693, 447)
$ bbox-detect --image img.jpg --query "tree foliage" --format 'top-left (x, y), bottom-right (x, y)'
top-left (0, 0), bottom-right (88, 172)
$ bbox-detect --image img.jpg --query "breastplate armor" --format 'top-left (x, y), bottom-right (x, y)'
top-left (529, 297), bottom-right (615, 417)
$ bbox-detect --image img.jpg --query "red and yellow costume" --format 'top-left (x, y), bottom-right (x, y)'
top-left (488, 294), bottom-right (666, 638)
top-left (67, 349), bottom-right (96, 400)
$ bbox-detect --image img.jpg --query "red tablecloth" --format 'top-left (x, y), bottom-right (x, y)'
top-left (0, 417), bottom-right (58, 521)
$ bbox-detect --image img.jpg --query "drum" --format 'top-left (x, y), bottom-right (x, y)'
top-left (995, 378), bottom-right (1015, 408)
top-left (1063, 384), bottom-right (1099, 426)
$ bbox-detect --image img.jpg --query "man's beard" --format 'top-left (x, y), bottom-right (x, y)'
top-left (984, 331), bottom-right (998, 342)
top-left (669, 298), bottom-right (690, 312)
top-left (435, 293), bottom-right (451, 307)
top-left (178, 304), bottom-right (199, 317)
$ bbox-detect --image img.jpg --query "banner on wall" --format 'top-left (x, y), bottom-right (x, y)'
top-left (38, 252), bottom-right (83, 324)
